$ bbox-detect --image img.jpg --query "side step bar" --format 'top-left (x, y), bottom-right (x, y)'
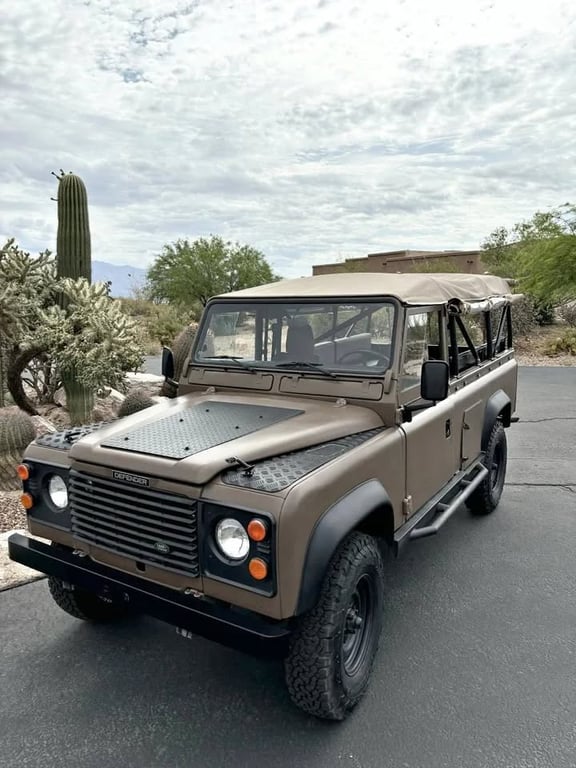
top-left (409, 465), bottom-right (489, 540)
top-left (394, 459), bottom-right (488, 550)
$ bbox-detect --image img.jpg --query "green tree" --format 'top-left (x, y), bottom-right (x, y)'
top-left (481, 204), bottom-right (576, 302)
top-left (146, 236), bottom-right (281, 307)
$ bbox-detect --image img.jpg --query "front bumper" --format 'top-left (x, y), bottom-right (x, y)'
top-left (8, 533), bottom-right (291, 658)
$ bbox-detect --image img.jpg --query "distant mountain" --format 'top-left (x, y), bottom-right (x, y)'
top-left (92, 261), bottom-right (147, 297)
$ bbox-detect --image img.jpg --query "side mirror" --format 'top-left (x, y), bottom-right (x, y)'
top-left (421, 360), bottom-right (449, 402)
top-left (161, 346), bottom-right (175, 381)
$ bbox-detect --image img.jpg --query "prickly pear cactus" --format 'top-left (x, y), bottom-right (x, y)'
top-left (117, 389), bottom-right (156, 418)
top-left (0, 408), bottom-right (37, 491)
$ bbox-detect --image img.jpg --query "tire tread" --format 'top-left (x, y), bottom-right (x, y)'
top-left (285, 532), bottom-right (384, 720)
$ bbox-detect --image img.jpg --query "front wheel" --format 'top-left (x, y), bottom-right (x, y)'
top-left (48, 576), bottom-right (132, 622)
top-left (284, 532), bottom-right (384, 720)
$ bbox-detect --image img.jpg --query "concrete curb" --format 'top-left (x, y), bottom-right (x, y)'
top-left (0, 530), bottom-right (47, 592)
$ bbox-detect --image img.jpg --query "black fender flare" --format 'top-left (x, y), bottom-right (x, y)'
top-left (295, 479), bottom-right (394, 615)
top-left (482, 390), bottom-right (511, 449)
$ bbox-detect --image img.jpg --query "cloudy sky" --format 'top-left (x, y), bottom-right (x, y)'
top-left (2, 0), bottom-right (575, 279)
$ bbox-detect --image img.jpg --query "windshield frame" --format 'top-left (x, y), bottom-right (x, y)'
top-left (191, 296), bottom-right (400, 378)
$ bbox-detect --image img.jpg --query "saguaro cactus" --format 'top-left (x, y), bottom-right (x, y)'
top-left (54, 171), bottom-right (94, 424)
top-left (55, 172), bottom-right (91, 282)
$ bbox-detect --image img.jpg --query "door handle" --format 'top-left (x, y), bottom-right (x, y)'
top-left (445, 419), bottom-right (451, 438)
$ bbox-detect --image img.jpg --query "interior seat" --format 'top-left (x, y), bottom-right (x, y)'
top-left (286, 319), bottom-right (315, 360)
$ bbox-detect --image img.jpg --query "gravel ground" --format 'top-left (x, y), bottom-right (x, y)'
top-left (0, 491), bottom-right (26, 534)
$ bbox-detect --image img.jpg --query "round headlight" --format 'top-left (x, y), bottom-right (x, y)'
top-left (48, 474), bottom-right (68, 509)
top-left (215, 518), bottom-right (249, 560)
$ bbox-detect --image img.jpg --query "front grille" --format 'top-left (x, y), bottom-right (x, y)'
top-left (69, 470), bottom-right (199, 578)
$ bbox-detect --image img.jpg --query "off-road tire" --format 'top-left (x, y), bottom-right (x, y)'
top-left (468, 420), bottom-right (507, 516)
top-left (48, 576), bottom-right (131, 622)
top-left (284, 532), bottom-right (384, 721)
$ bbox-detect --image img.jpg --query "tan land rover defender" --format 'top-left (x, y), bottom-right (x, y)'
top-left (8, 272), bottom-right (519, 720)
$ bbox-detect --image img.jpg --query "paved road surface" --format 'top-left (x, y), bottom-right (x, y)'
top-left (142, 355), bottom-right (162, 376)
top-left (2, 367), bottom-right (575, 768)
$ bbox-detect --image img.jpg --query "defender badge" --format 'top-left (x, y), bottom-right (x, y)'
top-left (112, 470), bottom-right (150, 487)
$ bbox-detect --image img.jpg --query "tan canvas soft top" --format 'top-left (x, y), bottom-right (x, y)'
top-left (215, 272), bottom-right (520, 308)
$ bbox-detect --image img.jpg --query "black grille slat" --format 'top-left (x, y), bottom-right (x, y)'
top-left (69, 470), bottom-right (199, 578)
top-left (70, 490), bottom-right (195, 531)
top-left (73, 524), bottom-right (196, 564)
top-left (72, 510), bottom-right (197, 549)
top-left (71, 471), bottom-right (194, 505)
top-left (70, 478), bottom-right (193, 511)
top-left (74, 502), bottom-right (190, 541)
top-left (72, 531), bottom-right (197, 573)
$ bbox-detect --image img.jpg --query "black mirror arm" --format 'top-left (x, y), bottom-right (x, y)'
top-left (402, 401), bottom-right (437, 423)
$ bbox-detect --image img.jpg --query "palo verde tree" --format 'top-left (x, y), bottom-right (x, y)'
top-left (481, 204), bottom-right (576, 302)
top-left (146, 235), bottom-right (281, 309)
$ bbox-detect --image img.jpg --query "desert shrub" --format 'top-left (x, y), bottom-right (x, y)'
top-left (533, 300), bottom-right (556, 326)
top-left (558, 303), bottom-right (576, 328)
top-left (544, 329), bottom-right (576, 356)
top-left (510, 295), bottom-right (537, 337)
top-left (120, 298), bottom-right (197, 348)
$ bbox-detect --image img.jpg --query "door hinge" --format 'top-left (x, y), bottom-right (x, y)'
top-left (402, 495), bottom-right (413, 518)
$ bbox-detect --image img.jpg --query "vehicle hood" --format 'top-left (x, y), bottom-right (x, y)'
top-left (69, 392), bottom-right (383, 485)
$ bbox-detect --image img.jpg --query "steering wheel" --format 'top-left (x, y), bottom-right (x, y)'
top-left (337, 349), bottom-right (390, 368)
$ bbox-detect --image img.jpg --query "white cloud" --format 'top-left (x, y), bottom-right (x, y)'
top-left (1, 0), bottom-right (575, 278)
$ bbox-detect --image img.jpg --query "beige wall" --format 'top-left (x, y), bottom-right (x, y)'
top-left (312, 249), bottom-right (486, 276)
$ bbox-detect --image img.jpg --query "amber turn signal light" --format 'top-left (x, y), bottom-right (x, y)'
top-left (20, 493), bottom-right (34, 510)
top-left (247, 518), bottom-right (268, 542)
top-left (17, 464), bottom-right (30, 481)
top-left (248, 558), bottom-right (268, 581)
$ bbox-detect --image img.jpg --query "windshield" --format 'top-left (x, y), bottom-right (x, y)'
top-left (194, 300), bottom-right (396, 375)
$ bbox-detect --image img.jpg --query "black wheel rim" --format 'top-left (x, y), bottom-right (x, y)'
top-left (341, 574), bottom-right (375, 677)
top-left (491, 442), bottom-right (505, 493)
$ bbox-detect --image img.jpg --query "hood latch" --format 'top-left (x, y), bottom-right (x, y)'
top-left (225, 456), bottom-right (256, 477)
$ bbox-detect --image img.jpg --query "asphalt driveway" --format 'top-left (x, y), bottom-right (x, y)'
top-left (1, 366), bottom-right (575, 768)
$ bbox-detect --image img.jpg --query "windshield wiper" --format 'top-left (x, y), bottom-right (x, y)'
top-left (202, 355), bottom-right (256, 372)
top-left (273, 361), bottom-right (336, 378)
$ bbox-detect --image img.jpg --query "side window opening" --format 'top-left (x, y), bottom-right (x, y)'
top-left (401, 310), bottom-right (441, 391)
top-left (448, 304), bottom-right (513, 376)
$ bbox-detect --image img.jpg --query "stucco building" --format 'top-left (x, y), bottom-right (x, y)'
top-left (312, 249), bottom-right (485, 276)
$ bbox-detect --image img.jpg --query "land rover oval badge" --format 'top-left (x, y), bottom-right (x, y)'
top-left (154, 542), bottom-right (170, 555)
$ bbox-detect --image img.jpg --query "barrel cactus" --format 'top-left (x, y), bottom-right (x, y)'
top-left (117, 389), bottom-right (156, 418)
top-left (55, 171), bottom-right (93, 425)
top-left (173, 322), bottom-right (200, 380)
top-left (0, 408), bottom-right (36, 491)
top-left (160, 322), bottom-right (199, 398)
